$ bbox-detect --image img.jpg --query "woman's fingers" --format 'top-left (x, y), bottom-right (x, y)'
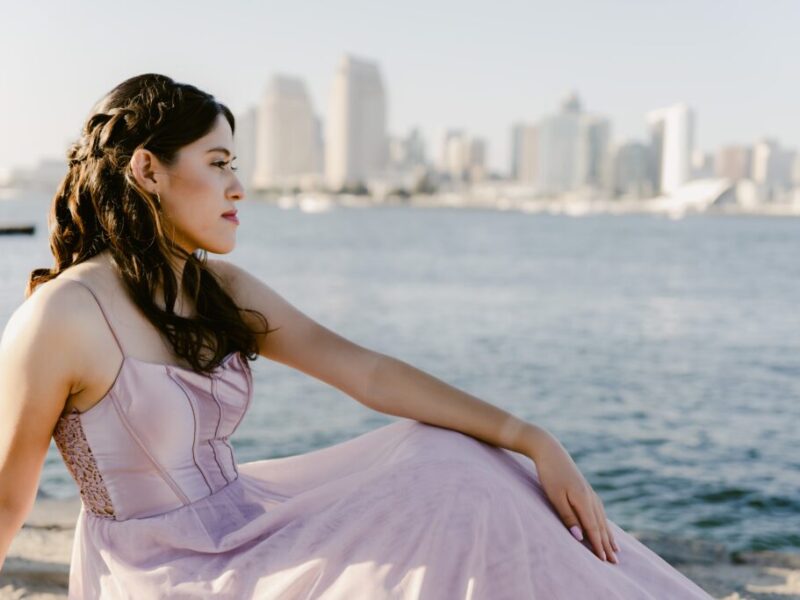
top-left (592, 496), bottom-right (618, 564)
top-left (566, 488), bottom-right (607, 561)
top-left (593, 492), bottom-right (620, 554)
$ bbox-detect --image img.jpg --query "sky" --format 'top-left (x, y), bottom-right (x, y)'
top-left (1, 0), bottom-right (798, 174)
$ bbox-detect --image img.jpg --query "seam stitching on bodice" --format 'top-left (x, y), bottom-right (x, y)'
top-left (110, 387), bottom-right (192, 505)
top-left (167, 369), bottom-right (214, 495)
top-left (209, 376), bottom-right (231, 484)
top-left (229, 360), bottom-right (252, 433)
top-left (228, 362), bottom-right (253, 479)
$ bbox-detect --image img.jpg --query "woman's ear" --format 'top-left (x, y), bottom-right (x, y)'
top-left (130, 148), bottom-right (160, 193)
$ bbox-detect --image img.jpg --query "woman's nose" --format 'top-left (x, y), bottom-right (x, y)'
top-left (228, 175), bottom-right (245, 201)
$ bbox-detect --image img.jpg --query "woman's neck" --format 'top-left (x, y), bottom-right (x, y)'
top-left (101, 248), bottom-right (194, 317)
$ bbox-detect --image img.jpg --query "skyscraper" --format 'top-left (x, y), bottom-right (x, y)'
top-left (388, 128), bottom-right (427, 172)
top-left (252, 75), bottom-right (321, 190)
top-left (510, 123), bottom-right (538, 184)
top-left (510, 124), bottom-right (523, 180)
top-left (646, 103), bottom-right (695, 195)
top-left (752, 138), bottom-right (795, 201)
top-left (536, 92), bottom-right (611, 194)
top-left (325, 55), bottom-right (388, 190)
top-left (578, 115), bottom-right (612, 191)
top-left (715, 145), bottom-right (752, 181)
top-left (440, 130), bottom-right (470, 181)
top-left (467, 137), bottom-right (487, 182)
top-left (611, 141), bottom-right (654, 199)
top-left (536, 94), bottom-right (582, 194)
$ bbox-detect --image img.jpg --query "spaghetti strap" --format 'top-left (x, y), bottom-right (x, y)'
top-left (67, 279), bottom-right (126, 357)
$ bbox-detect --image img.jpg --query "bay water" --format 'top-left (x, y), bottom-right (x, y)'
top-left (1, 194), bottom-right (798, 555)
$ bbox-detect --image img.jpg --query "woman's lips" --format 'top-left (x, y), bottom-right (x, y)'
top-left (222, 212), bottom-right (239, 224)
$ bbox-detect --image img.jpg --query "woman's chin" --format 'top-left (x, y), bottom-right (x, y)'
top-left (202, 240), bottom-right (236, 255)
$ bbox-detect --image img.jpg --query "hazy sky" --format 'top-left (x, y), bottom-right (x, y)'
top-left (1, 0), bottom-right (798, 173)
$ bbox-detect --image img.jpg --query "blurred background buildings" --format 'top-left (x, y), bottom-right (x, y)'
top-left (3, 52), bottom-right (798, 213)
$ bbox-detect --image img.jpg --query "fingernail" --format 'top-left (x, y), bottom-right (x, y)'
top-left (569, 525), bottom-right (583, 541)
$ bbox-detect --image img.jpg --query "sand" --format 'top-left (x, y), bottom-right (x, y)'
top-left (1, 497), bottom-right (798, 599)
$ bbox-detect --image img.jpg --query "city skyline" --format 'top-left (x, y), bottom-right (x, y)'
top-left (2, 0), bottom-right (799, 175)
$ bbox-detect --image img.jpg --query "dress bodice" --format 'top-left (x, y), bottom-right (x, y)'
top-left (51, 279), bottom-right (253, 522)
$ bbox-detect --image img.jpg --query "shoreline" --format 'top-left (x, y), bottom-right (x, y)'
top-left (4, 188), bottom-right (800, 219)
top-left (1, 497), bottom-right (798, 599)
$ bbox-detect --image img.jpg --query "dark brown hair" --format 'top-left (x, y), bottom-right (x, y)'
top-left (27, 73), bottom-right (273, 373)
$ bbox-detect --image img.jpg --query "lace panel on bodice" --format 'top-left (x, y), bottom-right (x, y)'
top-left (53, 411), bottom-right (116, 519)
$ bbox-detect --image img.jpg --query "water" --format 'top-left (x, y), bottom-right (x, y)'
top-left (2, 194), bottom-right (798, 555)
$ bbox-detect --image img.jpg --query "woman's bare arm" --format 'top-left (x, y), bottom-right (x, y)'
top-left (0, 281), bottom-right (88, 570)
top-left (209, 258), bottom-right (541, 452)
top-left (210, 259), bottom-right (618, 563)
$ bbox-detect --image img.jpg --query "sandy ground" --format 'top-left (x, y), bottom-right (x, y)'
top-left (1, 497), bottom-right (798, 599)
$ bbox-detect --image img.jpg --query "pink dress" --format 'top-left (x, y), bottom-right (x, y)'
top-left (51, 279), bottom-right (714, 599)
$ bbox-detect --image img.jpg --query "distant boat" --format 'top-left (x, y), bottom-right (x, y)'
top-left (0, 223), bottom-right (35, 235)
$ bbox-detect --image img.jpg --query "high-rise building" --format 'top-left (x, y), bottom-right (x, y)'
top-left (792, 153), bottom-right (800, 187)
top-left (313, 115), bottom-right (325, 175)
top-left (467, 137), bottom-right (487, 182)
top-left (752, 139), bottom-right (794, 187)
top-left (436, 130), bottom-right (486, 182)
top-left (510, 124), bottom-right (523, 180)
top-left (389, 128), bottom-right (427, 171)
top-left (436, 129), bottom-right (459, 173)
top-left (252, 75), bottom-right (320, 190)
top-left (535, 93), bottom-right (611, 195)
top-left (442, 130), bottom-right (470, 180)
top-left (691, 150), bottom-right (714, 179)
top-left (511, 123), bottom-right (538, 184)
top-left (536, 94), bottom-right (583, 194)
top-left (325, 55), bottom-right (387, 190)
top-left (611, 141), bottom-right (654, 199)
top-left (402, 128), bottom-right (427, 169)
top-left (578, 115), bottom-right (612, 191)
top-left (752, 139), bottom-right (795, 201)
top-left (715, 145), bottom-right (752, 181)
top-left (646, 103), bottom-right (695, 195)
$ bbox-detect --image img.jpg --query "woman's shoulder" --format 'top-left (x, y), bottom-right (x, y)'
top-left (1, 274), bottom-right (99, 402)
top-left (13, 258), bottom-right (118, 351)
top-left (29, 260), bottom-right (110, 314)
top-left (205, 256), bottom-right (239, 284)
top-left (11, 280), bottom-right (94, 354)
top-left (205, 256), bottom-right (250, 298)
top-left (20, 272), bottom-right (98, 327)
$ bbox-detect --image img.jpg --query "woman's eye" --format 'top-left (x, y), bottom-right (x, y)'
top-left (213, 160), bottom-right (238, 172)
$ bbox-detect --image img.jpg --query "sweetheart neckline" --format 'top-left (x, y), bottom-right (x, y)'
top-left (61, 351), bottom-right (244, 419)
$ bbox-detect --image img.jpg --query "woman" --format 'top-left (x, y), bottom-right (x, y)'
top-left (0, 74), bottom-right (712, 598)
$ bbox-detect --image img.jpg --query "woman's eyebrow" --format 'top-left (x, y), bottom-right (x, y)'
top-left (205, 147), bottom-right (237, 159)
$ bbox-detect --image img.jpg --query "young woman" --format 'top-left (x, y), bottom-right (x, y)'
top-left (0, 74), bottom-right (712, 598)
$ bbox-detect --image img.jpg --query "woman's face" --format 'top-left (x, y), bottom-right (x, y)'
top-left (149, 113), bottom-right (245, 255)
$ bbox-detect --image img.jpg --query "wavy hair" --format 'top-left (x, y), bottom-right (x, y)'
top-left (27, 73), bottom-right (273, 374)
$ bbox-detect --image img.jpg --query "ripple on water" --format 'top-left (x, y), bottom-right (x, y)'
top-left (745, 495), bottom-right (800, 512)
top-left (595, 466), bottom-right (645, 478)
top-left (692, 514), bottom-right (739, 528)
top-left (695, 487), bottom-right (757, 503)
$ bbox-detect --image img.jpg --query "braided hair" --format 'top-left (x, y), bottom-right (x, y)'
top-left (27, 73), bottom-right (272, 373)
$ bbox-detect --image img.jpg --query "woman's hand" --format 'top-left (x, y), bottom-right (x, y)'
top-left (524, 427), bottom-right (620, 564)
